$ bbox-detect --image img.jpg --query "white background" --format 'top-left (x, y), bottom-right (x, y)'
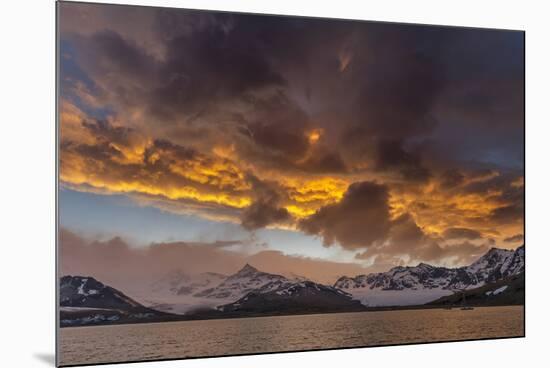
top-left (1, 0), bottom-right (548, 367)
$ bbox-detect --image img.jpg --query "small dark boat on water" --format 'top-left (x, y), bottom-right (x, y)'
top-left (455, 288), bottom-right (475, 311)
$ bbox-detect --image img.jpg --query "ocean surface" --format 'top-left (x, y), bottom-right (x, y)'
top-left (59, 306), bottom-right (524, 366)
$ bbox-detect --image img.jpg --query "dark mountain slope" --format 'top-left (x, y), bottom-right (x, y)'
top-left (427, 272), bottom-right (524, 307)
top-left (59, 276), bottom-right (175, 327)
top-left (218, 281), bottom-right (366, 315)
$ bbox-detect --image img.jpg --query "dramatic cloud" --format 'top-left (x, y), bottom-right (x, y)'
top-left (373, 139), bottom-right (431, 182)
top-left (58, 2), bottom-right (524, 270)
top-left (237, 175), bottom-right (292, 230)
top-left (59, 229), bottom-right (370, 289)
top-left (504, 234), bottom-right (524, 243)
top-left (439, 169), bottom-right (466, 189)
top-left (355, 213), bottom-right (493, 266)
top-left (443, 227), bottom-right (483, 240)
top-left (299, 181), bottom-right (391, 249)
top-left (490, 204), bottom-right (524, 224)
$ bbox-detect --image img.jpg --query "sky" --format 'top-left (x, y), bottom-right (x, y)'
top-left (58, 2), bottom-right (524, 284)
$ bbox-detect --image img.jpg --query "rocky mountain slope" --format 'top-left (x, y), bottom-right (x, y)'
top-left (184, 265), bottom-right (366, 316)
top-left (217, 280), bottom-right (365, 316)
top-left (427, 272), bottom-right (525, 307)
top-left (59, 276), bottom-right (172, 327)
top-left (334, 245), bottom-right (524, 307)
top-left (139, 264), bottom-right (295, 314)
top-left (60, 275), bottom-right (144, 310)
top-left (194, 264), bottom-right (293, 300)
top-left (60, 245), bottom-right (525, 325)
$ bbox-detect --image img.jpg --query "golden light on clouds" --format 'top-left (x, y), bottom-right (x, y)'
top-left (57, 3), bottom-right (524, 274)
top-left (307, 129), bottom-right (323, 144)
top-left (60, 102), bottom-right (352, 222)
top-left (60, 96), bottom-right (523, 245)
top-left (285, 177), bottom-right (347, 204)
top-left (388, 183), bottom-right (523, 244)
top-left (212, 144), bottom-right (236, 160)
top-left (59, 100), bottom-right (96, 145)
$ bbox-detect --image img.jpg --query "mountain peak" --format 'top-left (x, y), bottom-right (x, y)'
top-left (60, 275), bottom-right (142, 310)
top-left (476, 247), bottom-right (513, 261)
top-left (237, 263), bottom-right (259, 275)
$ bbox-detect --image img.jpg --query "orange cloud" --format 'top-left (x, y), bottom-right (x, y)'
top-left (60, 98), bottom-right (523, 251)
top-left (60, 101), bottom-right (353, 224)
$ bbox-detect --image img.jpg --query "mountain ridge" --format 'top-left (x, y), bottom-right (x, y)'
top-left (60, 245), bottom-right (525, 326)
top-left (59, 275), bottom-right (174, 327)
top-left (334, 245), bottom-right (524, 306)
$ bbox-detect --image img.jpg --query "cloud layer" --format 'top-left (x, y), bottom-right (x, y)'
top-left (58, 3), bottom-right (524, 268)
top-left (59, 229), bottom-right (370, 288)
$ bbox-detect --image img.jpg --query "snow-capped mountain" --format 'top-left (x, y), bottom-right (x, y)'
top-left (59, 276), bottom-right (170, 327)
top-left (60, 275), bottom-right (143, 310)
top-left (466, 245), bottom-right (524, 283)
top-left (334, 245), bottom-right (524, 307)
top-left (190, 267), bottom-right (367, 317)
top-left (137, 264), bottom-right (296, 314)
top-left (219, 280), bottom-right (365, 315)
top-left (428, 272), bottom-right (524, 307)
top-left (59, 245), bottom-right (524, 326)
top-left (195, 264), bottom-right (293, 300)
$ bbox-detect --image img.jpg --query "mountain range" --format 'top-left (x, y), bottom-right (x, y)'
top-left (428, 272), bottom-right (525, 307)
top-left (59, 276), bottom-right (174, 327)
top-left (59, 245), bottom-right (524, 326)
top-left (334, 245), bottom-right (524, 306)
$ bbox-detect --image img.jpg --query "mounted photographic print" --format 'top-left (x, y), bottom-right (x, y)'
top-left (56, 1), bottom-right (525, 366)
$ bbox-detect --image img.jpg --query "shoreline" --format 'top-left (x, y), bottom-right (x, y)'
top-left (59, 303), bottom-right (524, 328)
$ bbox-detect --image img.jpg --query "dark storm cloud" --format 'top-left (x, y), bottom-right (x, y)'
top-left (428, 30), bottom-right (524, 169)
top-left (69, 29), bottom-right (158, 86)
top-left (63, 7), bottom-right (524, 178)
top-left (356, 229), bottom-right (494, 265)
top-left (443, 227), bottom-right (482, 240)
top-left (81, 118), bottom-right (134, 146)
top-left (150, 19), bottom-right (286, 119)
top-left (461, 171), bottom-right (518, 195)
top-left (240, 174), bottom-right (291, 230)
top-left (350, 34), bottom-right (445, 139)
top-left (59, 2), bottom-right (524, 268)
top-left (504, 234), bottom-right (524, 243)
top-left (66, 18), bottom-right (285, 122)
top-left (459, 171), bottom-right (524, 217)
top-left (300, 151), bottom-right (348, 173)
top-left (299, 181), bottom-right (392, 248)
top-left (439, 169), bottom-right (466, 189)
top-left (356, 212), bottom-right (441, 263)
top-left (387, 213), bottom-right (426, 247)
top-left (84, 142), bottom-right (122, 161)
top-left (324, 27), bottom-right (458, 183)
top-left (357, 222), bottom-right (492, 266)
top-left (244, 94), bottom-right (310, 161)
top-left (343, 27), bottom-right (522, 179)
top-left (373, 139), bottom-right (431, 182)
top-left (490, 204), bottom-right (524, 224)
top-left (241, 202), bottom-right (291, 231)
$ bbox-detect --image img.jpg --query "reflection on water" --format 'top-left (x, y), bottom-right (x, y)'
top-left (59, 306), bottom-right (524, 366)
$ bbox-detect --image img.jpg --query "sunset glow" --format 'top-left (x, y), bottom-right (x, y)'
top-left (58, 2), bottom-right (524, 274)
